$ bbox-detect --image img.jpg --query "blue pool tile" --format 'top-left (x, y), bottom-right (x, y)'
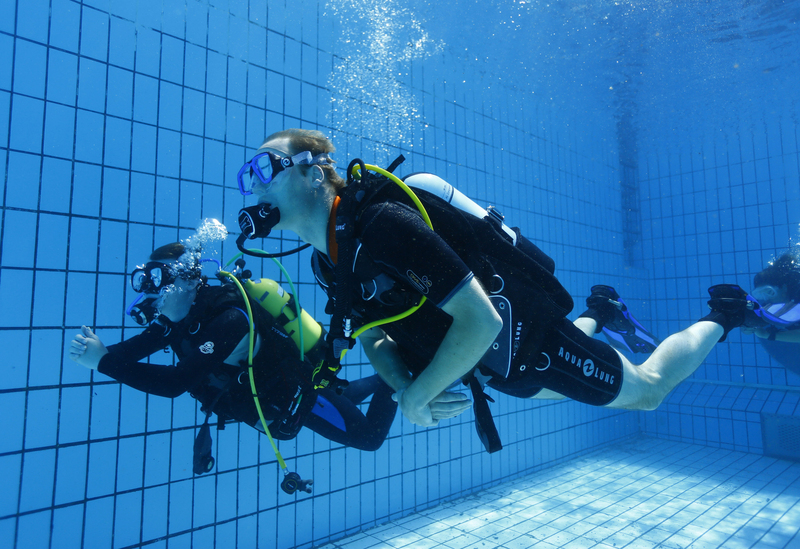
top-left (207, 50), bottom-right (228, 97)
top-left (208, 5), bottom-right (230, 55)
top-left (180, 133), bottom-right (203, 180)
top-left (226, 99), bottom-right (245, 144)
top-left (249, 22), bottom-right (267, 67)
top-left (136, 26), bottom-right (162, 78)
top-left (156, 128), bottom-right (180, 177)
top-left (186, 2), bottom-right (209, 46)
top-left (74, 109), bottom-right (104, 162)
top-left (161, 34), bottom-right (185, 84)
top-left (10, 95), bottom-right (44, 153)
top-left (182, 88), bottom-right (205, 136)
top-left (229, 13), bottom-right (248, 61)
top-left (131, 122), bottom-right (157, 172)
top-left (14, 40), bottom-right (47, 98)
top-left (162, 0), bottom-right (186, 39)
top-left (79, 6), bottom-right (109, 62)
top-left (103, 116), bottom-right (131, 168)
top-left (205, 94), bottom-right (226, 139)
top-left (228, 57), bottom-right (247, 103)
top-left (46, 51), bottom-right (79, 107)
top-left (137, 0), bottom-right (162, 32)
top-left (17, 0), bottom-right (50, 43)
top-left (17, 510), bottom-right (51, 548)
top-left (106, 66), bottom-right (133, 118)
top-left (78, 58), bottom-right (107, 112)
top-left (158, 81), bottom-right (183, 131)
top-left (132, 73), bottom-right (158, 124)
top-left (109, 0), bottom-right (136, 22)
top-left (184, 43), bottom-right (207, 90)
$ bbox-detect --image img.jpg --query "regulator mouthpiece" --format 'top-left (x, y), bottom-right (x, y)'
top-left (238, 204), bottom-right (281, 240)
top-left (128, 296), bottom-right (160, 326)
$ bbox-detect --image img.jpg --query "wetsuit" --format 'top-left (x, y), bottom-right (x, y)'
top-left (98, 284), bottom-right (396, 451)
top-left (312, 191), bottom-right (623, 407)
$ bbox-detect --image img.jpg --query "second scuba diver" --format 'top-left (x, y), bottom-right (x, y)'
top-left (233, 128), bottom-right (765, 452)
top-left (742, 247), bottom-right (800, 344)
top-left (737, 247), bottom-right (800, 376)
top-left (68, 240), bottom-right (398, 491)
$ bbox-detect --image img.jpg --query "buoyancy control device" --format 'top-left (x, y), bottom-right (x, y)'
top-left (322, 156), bottom-right (574, 453)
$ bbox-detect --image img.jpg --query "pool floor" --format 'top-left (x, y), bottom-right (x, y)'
top-left (317, 436), bottom-right (800, 549)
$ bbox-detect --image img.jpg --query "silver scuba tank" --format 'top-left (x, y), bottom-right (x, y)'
top-left (403, 173), bottom-right (518, 245)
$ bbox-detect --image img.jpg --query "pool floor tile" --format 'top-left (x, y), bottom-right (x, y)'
top-left (317, 437), bottom-right (800, 549)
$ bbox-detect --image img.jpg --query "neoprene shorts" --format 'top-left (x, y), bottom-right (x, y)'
top-left (488, 318), bottom-right (624, 406)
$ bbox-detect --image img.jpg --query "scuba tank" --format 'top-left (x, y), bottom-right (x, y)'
top-left (242, 278), bottom-right (325, 359)
top-left (403, 173), bottom-right (518, 244)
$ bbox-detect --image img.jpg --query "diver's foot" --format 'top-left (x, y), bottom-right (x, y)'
top-left (700, 284), bottom-right (763, 341)
top-left (580, 285), bottom-right (621, 333)
top-left (581, 285), bottom-right (660, 353)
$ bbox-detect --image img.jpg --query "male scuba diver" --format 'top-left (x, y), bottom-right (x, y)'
top-left (233, 128), bottom-right (761, 452)
top-left (68, 241), bottom-right (398, 487)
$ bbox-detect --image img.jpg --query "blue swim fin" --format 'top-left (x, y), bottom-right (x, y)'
top-left (588, 285), bottom-right (661, 354)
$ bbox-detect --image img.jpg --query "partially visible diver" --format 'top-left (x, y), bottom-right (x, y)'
top-left (233, 128), bottom-right (761, 453)
top-left (741, 247), bottom-right (800, 344)
top-left (738, 247), bottom-right (800, 376)
top-left (68, 242), bottom-right (399, 489)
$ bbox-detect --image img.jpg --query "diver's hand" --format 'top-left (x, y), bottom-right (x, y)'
top-left (392, 389), bottom-right (438, 427)
top-left (428, 391), bottom-right (472, 420)
top-left (69, 325), bottom-right (108, 370)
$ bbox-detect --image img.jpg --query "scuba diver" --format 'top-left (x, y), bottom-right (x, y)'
top-left (233, 128), bottom-right (760, 452)
top-left (738, 248), bottom-right (800, 376)
top-left (68, 241), bottom-right (398, 491)
top-left (741, 247), bottom-right (800, 344)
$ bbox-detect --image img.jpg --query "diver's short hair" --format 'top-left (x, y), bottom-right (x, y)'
top-left (262, 129), bottom-right (346, 191)
top-left (150, 242), bottom-right (186, 262)
top-left (149, 242), bottom-right (202, 280)
top-left (754, 247), bottom-right (800, 300)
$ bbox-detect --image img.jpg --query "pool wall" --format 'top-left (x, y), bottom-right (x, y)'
top-left (1, 1), bottom-right (796, 548)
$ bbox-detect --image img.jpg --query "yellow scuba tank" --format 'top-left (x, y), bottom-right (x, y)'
top-left (242, 278), bottom-right (324, 356)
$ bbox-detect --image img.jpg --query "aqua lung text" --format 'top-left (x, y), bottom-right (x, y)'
top-left (558, 347), bottom-right (615, 385)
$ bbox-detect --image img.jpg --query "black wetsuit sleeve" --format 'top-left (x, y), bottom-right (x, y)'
top-left (98, 309), bottom-right (251, 398)
top-left (358, 201), bottom-right (474, 307)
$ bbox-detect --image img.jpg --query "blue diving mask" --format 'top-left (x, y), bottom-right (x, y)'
top-left (237, 150), bottom-right (330, 195)
top-left (753, 300), bottom-right (800, 329)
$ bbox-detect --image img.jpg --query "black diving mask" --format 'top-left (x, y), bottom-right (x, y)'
top-left (131, 262), bottom-right (177, 294)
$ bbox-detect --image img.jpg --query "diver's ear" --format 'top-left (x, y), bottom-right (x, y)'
top-left (311, 165), bottom-right (325, 187)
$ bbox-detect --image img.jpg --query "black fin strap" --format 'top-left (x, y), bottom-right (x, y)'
top-left (468, 375), bottom-right (503, 453)
top-left (193, 415), bottom-right (215, 475)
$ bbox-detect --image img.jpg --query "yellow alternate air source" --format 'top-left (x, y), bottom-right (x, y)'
top-left (242, 278), bottom-right (323, 354)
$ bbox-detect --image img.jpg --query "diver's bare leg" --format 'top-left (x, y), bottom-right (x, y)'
top-left (573, 317), bottom-right (597, 337)
top-left (607, 321), bottom-right (723, 410)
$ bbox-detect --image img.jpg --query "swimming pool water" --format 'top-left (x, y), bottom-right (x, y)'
top-left (1, 1), bottom-right (799, 547)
